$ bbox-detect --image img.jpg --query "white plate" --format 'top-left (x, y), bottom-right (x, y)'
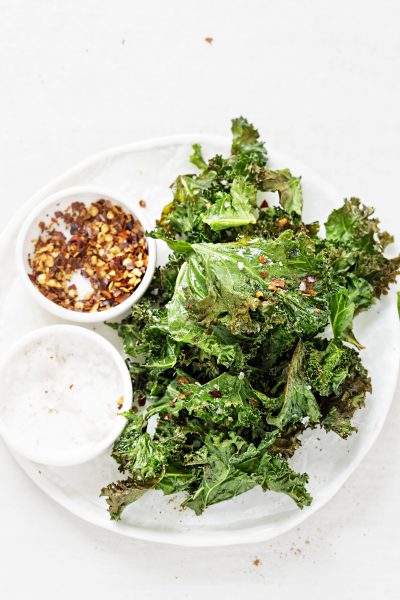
top-left (0, 134), bottom-right (398, 546)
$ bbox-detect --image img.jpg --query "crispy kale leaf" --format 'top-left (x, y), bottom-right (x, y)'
top-left (202, 177), bottom-right (257, 231)
top-left (166, 261), bottom-right (243, 367)
top-left (268, 340), bottom-right (321, 429)
top-left (147, 372), bottom-right (279, 431)
top-left (231, 116), bottom-right (267, 165)
top-left (155, 116), bottom-right (304, 242)
top-left (181, 434), bottom-right (261, 514)
top-left (100, 478), bottom-right (155, 521)
top-left (322, 198), bottom-right (400, 346)
top-left (329, 289), bottom-right (364, 349)
top-left (156, 171), bottom-right (216, 243)
top-left (255, 168), bottom-right (303, 216)
top-left (182, 433), bottom-right (311, 515)
top-left (324, 198), bottom-right (400, 302)
top-left (305, 339), bottom-right (372, 438)
top-left (160, 231), bottom-right (332, 367)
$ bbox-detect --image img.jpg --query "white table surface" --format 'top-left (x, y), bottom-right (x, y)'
top-left (1, 1), bottom-right (399, 598)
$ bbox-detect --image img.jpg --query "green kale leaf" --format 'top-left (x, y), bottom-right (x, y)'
top-left (268, 340), bottom-right (321, 429)
top-left (202, 177), bottom-right (257, 231)
top-left (190, 143), bottom-right (207, 170)
top-left (252, 168), bottom-right (303, 216)
top-left (165, 260), bottom-right (244, 367)
top-left (100, 478), bottom-right (157, 521)
top-left (182, 434), bottom-right (260, 514)
top-left (147, 372), bottom-right (280, 431)
top-left (182, 433), bottom-right (311, 515)
top-left (329, 289), bottom-right (364, 349)
top-left (231, 116), bottom-right (267, 166)
top-left (324, 198), bottom-right (400, 301)
top-left (164, 231), bottom-right (331, 359)
top-left (305, 338), bottom-right (372, 438)
top-left (256, 451), bottom-right (311, 508)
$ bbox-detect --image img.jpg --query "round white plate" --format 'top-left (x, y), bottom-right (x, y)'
top-left (0, 135), bottom-right (398, 546)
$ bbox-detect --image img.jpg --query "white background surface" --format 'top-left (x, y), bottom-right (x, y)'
top-left (0, 1), bottom-right (399, 598)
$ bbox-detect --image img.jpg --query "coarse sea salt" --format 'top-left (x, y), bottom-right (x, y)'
top-left (0, 332), bottom-right (124, 457)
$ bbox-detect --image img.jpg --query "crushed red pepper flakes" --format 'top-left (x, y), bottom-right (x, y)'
top-left (209, 389), bottom-right (222, 398)
top-left (28, 199), bottom-right (148, 313)
top-left (204, 36), bottom-right (214, 44)
top-left (258, 256), bottom-right (266, 264)
top-left (139, 199), bottom-right (146, 208)
top-left (260, 200), bottom-right (269, 209)
top-left (260, 271), bottom-right (268, 279)
top-left (177, 375), bottom-right (190, 384)
top-left (270, 277), bottom-right (285, 289)
top-left (137, 396), bottom-right (146, 407)
top-left (299, 275), bottom-right (318, 296)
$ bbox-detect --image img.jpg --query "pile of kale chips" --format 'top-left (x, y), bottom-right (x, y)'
top-left (102, 118), bottom-right (400, 519)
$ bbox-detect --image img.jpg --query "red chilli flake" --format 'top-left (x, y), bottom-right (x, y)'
top-left (28, 199), bottom-right (148, 313)
top-left (209, 389), bottom-right (222, 398)
top-left (258, 256), bottom-right (266, 264)
top-left (205, 36), bottom-right (214, 44)
top-left (270, 277), bottom-right (285, 288)
top-left (299, 275), bottom-right (318, 296)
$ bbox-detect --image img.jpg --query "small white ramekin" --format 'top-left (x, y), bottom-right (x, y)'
top-left (0, 325), bottom-right (133, 466)
top-left (16, 186), bottom-right (156, 323)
